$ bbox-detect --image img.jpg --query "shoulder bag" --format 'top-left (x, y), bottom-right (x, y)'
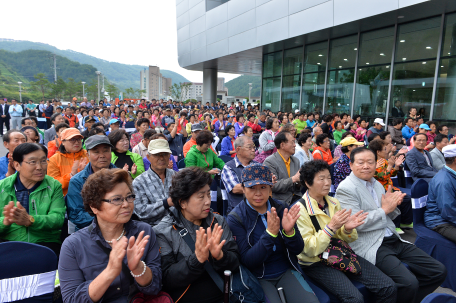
top-left (298, 199), bottom-right (362, 275)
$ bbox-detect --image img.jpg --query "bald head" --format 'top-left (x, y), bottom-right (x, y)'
top-left (313, 126), bottom-right (323, 136)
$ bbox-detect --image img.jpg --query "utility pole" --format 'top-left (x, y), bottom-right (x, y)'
top-left (81, 82), bottom-right (86, 98)
top-left (95, 71), bottom-right (101, 101)
top-left (248, 83), bottom-right (252, 103)
top-left (52, 54), bottom-right (57, 83)
top-left (18, 82), bottom-right (22, 104)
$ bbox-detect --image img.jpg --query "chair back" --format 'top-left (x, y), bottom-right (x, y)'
top-left (403, 161), bottom-right (414, 188)
top-left (411, 179), bottom-right (429, 226)
top-left (329, 163), bottom-right (336, 196)
top-left (421, 293), bottom-right (456, 303)
top-left (178, 159), bottom-right (186, 169)
top-left (219, 155), bottom-right (233, 163)
top-left (0, 242), bottom-right (57, 302)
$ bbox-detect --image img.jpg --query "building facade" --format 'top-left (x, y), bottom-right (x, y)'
top-left (176, 0), bottom-right (456, 130)
top-left (182, 77), bottom-right (228, 101)
top-left (140, 66), bottom-right (172, 100)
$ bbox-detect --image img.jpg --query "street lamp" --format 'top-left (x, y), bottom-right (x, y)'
top-left (95, 71), bottom-right (101, 101)
top-left (81, 82), bottom-right (86, 98)
top-left (18, 82), bottom-right (22, 104)
top-left (248, 83), bottom-right (252, 103)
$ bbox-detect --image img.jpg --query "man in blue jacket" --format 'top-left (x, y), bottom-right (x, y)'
top-left (66, 135), bottom-right (117, 231)
top-left (402, 117), bottom-right (416, 140)
top-left (424, 144), bottom-right (456, 243)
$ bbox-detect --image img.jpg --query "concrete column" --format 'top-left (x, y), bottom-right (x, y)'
top-left (203, 68), bottom-right (217, 105)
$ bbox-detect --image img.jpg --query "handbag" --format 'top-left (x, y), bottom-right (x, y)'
top-left (298, 199), bottom-right (362, 275)
top-left (174, 219), bottom-right (265, 303)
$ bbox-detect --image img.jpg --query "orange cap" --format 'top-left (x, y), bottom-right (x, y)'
top-left (60, 128), bottom-right (83, 140)
top-left (72, 97), bottom-right (78, 101)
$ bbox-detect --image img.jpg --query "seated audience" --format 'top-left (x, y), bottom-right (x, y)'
top-left (227, 163), bottom-right (320, 303)
top-left (59, 168), bottom-right (161, 302)
top-left (437, 124), bottom-right (456, 144)
top-left (143, 134), bottom-right (177, 172)
top-left (425, 144), bottom-right (456, 243)
top-left (294, 133), bottom-right (313, 166)
top-left (21, 117), bottom-right (44, 144)
top-left (334, 137), bottom-right (364, 190)
top-left (292, 112), bottom-right (307, 134)
top-left (368, 139), bottom-right (412, 233)
top-left (354, 119), bottom-right (368, 142)
top-left (297, 160), bottom-right (397, 303)
top-left (388, 118), bottom-right (406, 149)
top-left (234, 114), bottom-right (246, 137)
top-left (132, 129), bottom-right (156, 159)
top-left (402, 117), bottom-right (416, 141)
top-left (154, 167), bottom-right (240, 303)
top-left (0, 130), bottom-right (27, 180)
top-left (313, 134), bottom-right (337, 165)
top-left (333, 132), bottom-right (355, 159)
top-left (405, 133), bottom-right (438, 182)
top-left (107, 118), bottom-right (120, 135)
top-left (44, 112), bottom-right (65, 145)
top-left (47, 123), bottom-right (69, 158)
top-left (221, 136), bottom-right (257, 214)
top-left (214, 113), bottom-right (229, 138)
top-left (164, 121), bottom-right (187, 160)
top-left (264, 132), bottom-right (302, 205)
top-left (366, 118), bottom-right (385, 137)
top-left (336, 147), bottom-right (447, 303)
top-left (48, 128), bottom-right (89, 196)
top-left (311, 126), bottom-right (323, 144)
top-left (67, 135), bottom-right (117, 231)
top-left (333, 121), bottom-right (346, 145)
top-left (430, 134), bottom-right (448, 171)
top-left (108, 129), bottom-right (145, 179)
top-left (133, 139), bottom-right (175, 226)
top-left (0, 143), bottom-right (65, 256)
top-left (185, 130), bottom-right (225, 176)
top-left (220, 125), bottom-right (236, 157)
top-left (426, 121), bottom-right (437, 146)
top-left (256, 118), bottom-right (280, 163)
top-left (21, 126), bottom-right (40, 143)
top-left (130, 118), bottom-right (150, 148)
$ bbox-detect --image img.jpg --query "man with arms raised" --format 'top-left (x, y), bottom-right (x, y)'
top-left (336, 147), bottom-right (446, 303)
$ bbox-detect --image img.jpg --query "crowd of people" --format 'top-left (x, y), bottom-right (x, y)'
top-left (0, 96), bottom-right (454, 303)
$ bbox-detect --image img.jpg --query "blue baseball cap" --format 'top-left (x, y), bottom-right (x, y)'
top-left (419, 123), bottom-right (431, 130)
top-left (109, 118), bottom-right (120, 125)
top-left (242, 163), bottom-right (274, 188)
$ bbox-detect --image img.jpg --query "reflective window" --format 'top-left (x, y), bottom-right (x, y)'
top-left (395, 17), bottom-right (441, 62)
top-left (281, 48), bottom-right (302, 112)
top-left (304, 42), bottom-right (328, 73)
top-left (434, 13), bottom-right (456, 123)
top-left (206, 0), bottom-right (229, 11)
top-left (390, 60), bottom-right (436, 121)
top-left (326, 69), bottom-right (355, 114)
top-left (354, 27), bottom-right (394, 118)
top-left (262, 78), bottom-right (281, 112)
top-left (263, 51), bottom-right (282, 78)
top-left (301, 72), bottom-right (325, 113)
top-left (328, 35), bottom-right (358, 70)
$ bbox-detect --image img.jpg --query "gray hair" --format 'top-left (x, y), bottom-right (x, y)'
top-left (234, 136), bottom-right (253, 149)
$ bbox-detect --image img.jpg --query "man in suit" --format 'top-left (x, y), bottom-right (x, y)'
top-left (391, 100), bottom-right (405, 117)
top-left (429, 134), bottom-right (448, 171)
top-left (336, 147), bottom-right (447, 303)
top-left (263, 132), bottom-right (301, 205)
top-left (405, 133), bottom-right (438, 182)
top-left (0, 98), bottom-right (10, 135)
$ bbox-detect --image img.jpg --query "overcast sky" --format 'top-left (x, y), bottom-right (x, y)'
top-left (2, 0), bottom-right (240, 83)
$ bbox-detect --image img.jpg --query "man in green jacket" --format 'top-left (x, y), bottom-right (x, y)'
top-left (0, 143), bottom-right (65, 257)
top-left (185, 130), bottom-right (225, 177)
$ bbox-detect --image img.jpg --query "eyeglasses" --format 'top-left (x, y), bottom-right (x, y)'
top-left (102, 194), bottom-right (136, 205)
top-left (63, 138), bottom-right (82, 143)
top-left (24, 159), bottom-right (48, 166)
top-left (242, 145), bottom-right (256, 150)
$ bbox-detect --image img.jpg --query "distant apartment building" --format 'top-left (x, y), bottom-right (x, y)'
top-left (183, 77), bottom-right (228, 101)
top-left (140, 66), bottom-right (172, 100)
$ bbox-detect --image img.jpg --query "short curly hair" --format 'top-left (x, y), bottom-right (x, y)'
top-left (316, 133), bottom-right (329, 146)
top-left (81, 168), bottom-right (133, 216)
top-left (195, 130), bottom-right (214, 146)
top-left (299, 160), bottom-right (331, 191)
top-left (169, 167), bottom-right (212, 211)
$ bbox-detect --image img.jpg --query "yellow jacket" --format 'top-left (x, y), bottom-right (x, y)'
top-left (296, 191), bottom-right (358, 266)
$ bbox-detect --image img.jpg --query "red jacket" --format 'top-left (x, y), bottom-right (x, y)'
top-left (64, 114), bottom-right (79, 128)
top-left (247, 121), bottom-right (262, 133)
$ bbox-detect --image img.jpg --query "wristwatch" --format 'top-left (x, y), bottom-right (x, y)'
top-left (28, 215), bottom-right (35, 226)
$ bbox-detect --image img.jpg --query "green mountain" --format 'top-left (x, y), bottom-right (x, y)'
top-left (225, 75), bottom-right (261, 97)
top-left (0, 40), bottom-right (189, 91)
top-left (0, 60), bottom-right (42, 100)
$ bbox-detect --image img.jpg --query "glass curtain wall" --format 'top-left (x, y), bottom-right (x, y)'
top-left (301, 42), bottom-right (327, 113)
top-left (389, 17), bottom-right (442, 121)
top-left (281, 47), bottom-right (303, 112)
top-left (262, 51), bottom-right (282, 112)
top-left (326, 35), bottom-right (358, 114)
top-left (354, 27), bottom-right (395, 120)
top-left (434, 13), bottom-right (456, 131)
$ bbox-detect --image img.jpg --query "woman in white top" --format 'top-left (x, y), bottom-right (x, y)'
top-left (295, 133), bottom-right (314, 166)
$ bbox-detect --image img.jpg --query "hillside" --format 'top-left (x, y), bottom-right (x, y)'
top-left (0, 40), bottom-right (189, 91)
top-left (0, 61), bottom-right (41, 100)
top-left (225, 75), bottom-right (261, 97)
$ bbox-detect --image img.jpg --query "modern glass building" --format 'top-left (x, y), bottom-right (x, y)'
top-left (176, 0), bottom-right (456, 128)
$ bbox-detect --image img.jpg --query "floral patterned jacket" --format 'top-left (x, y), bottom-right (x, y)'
top-left (374, 159), bottom-right (399, 191)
